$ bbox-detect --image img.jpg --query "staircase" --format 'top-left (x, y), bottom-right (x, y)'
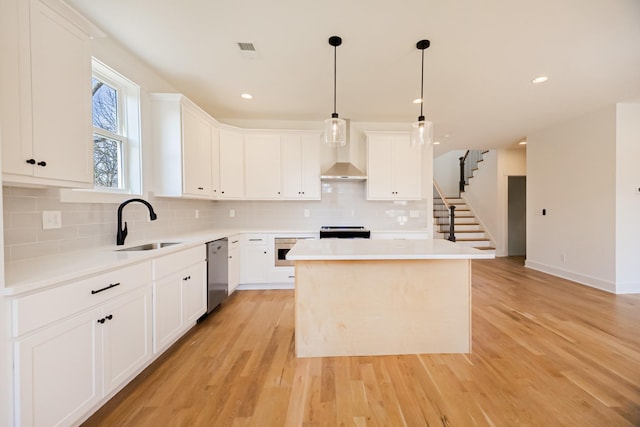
top-left (433, 196), bottom-right (495, 252)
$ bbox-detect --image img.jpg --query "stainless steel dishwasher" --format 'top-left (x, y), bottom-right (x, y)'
top-left (204, 238), bottom-right (228, 315)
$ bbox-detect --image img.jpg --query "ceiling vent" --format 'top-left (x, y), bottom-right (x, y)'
top-left (237, 42), bottom-right (256, 51)
top-left (237, 42), bottom-right (259, 59)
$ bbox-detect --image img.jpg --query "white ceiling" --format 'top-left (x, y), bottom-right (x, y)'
top-left (67, 0), bottom-right (640, 153)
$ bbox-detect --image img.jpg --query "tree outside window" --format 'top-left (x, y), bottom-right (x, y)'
top-left (92, 76), bottom-right (123, 189)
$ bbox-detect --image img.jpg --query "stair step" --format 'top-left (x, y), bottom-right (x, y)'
top-left (474, 246), bottom-right (495, 251)
top-left (455, 239), bottom-right (492, 248)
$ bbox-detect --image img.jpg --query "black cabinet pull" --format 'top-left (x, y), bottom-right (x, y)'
top-left (26, 158), bottom-right (36, 165)
top-left (91, 282), bottom-right (121, 295)
top-left (37, 161), bottom-right (47, 167)
top-left (97, 318), bottom-right (106, 324)
top-left (105, 314), bottom-right (113, 320)
top-left (197, 187), bottom-right (204, 190)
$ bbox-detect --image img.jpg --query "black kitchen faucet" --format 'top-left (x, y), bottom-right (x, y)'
top-left (116, 198), bottom-right (157, 245)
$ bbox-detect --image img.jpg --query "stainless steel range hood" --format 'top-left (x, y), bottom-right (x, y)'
top-left (320, 162), bottom-right (367, 181)
top-left (320, 119), bottom-right (367, 181)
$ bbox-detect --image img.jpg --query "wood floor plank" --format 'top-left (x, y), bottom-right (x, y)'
top-left (82, 257), bottom-right (640, 427)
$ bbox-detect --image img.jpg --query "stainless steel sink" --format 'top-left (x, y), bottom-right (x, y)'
top-left (115, 242), bottom-right (181, 251)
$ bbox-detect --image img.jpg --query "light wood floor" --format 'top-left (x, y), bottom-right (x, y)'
top-left (82, 257), bottom-right (640, 426)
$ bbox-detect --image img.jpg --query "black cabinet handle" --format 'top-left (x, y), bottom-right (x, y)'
top-left (97, 318), bottom-right (106, 324)
top-left (105, 314), bottom-right (113, 320)
top-left (91, 282), bottom-right (121, 295)
top-left (197, 187), bottom-right (204, 190)
top-left (221, 191), bottom-right (225, 194)
top-left (26, 158), bottom-right (36, 165)
top-left (37, 161), bottom-right (47, 167)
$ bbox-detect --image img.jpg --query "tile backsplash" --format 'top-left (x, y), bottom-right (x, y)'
top-left (2, 181), bottom-right (431, 262)
top-left (212, 181), bottom-right (431, 231)
top-left (2, 187), bottom-right (215, 262)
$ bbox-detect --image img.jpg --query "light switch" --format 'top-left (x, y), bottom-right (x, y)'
top-left (42, 211), bottom-right (62, 230)
top-left (229, 209), bottom-right (235, 218)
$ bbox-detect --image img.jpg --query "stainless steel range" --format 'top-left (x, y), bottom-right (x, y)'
top-left (319, 226), bottom-right (371, 239)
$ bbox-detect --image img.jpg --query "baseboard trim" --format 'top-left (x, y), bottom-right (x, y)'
top-left (524, 260), bottom-right (616, 293)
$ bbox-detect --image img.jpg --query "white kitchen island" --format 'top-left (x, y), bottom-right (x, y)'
top-left (286, 239), bottom-right (494, 358)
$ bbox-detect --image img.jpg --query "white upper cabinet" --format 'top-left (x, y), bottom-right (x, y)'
top-left (218, 129), bottom-right (245, 199)
top-left (1, 0), bottom-right (95, 187)
top-left (281, 134), bottom-right (321, 200)
top-left (366, 132), bottom-right (422, 200)
top-left (244, 134), bottom-right (282, 199)
top-left (151, 94), bottom-right (214, 199)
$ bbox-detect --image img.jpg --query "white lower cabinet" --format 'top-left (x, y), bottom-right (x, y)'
top-left (228, 236), bottom-right (241, 294)
top-left (152, 245), bottom-right (206, 353)
top-left (14, 308), bottom-right (101, 427)
top-left (13, 282), bottom-right (152, 427)
top-left (240, 234), bottom-right (271, 284)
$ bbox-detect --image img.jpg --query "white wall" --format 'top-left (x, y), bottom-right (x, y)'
top-left (526, 106), bottom-right (617, 292)
top-left (433, 150), bottom-right (465, 196)
top-left (615, 102), bottom-right (640, 293)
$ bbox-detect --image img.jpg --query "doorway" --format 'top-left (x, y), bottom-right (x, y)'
top-left (507, 176), bottom-right (526, 256)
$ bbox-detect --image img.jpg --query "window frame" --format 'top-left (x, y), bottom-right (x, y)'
top-left (62, 58), bottom-right (142, 203)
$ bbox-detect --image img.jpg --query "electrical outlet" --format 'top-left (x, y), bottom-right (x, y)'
top-left (42, 210), bottom-right (62, 230)
top-left (409, 210), bottom-right (419, 218)
top-left (304, 209), bottom-right (310, 217)
top-left (229, 209), bottom-right (235, 218)
top-left (195, 209), bottom-right (200, 219)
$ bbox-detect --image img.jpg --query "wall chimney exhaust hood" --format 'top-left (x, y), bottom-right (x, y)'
top-left (320, 162), bottom-right (367, 181)
top-left (320, 119), bottom-right (367, 181)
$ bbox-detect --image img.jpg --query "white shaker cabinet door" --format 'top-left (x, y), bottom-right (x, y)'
top-left (101, 286), bottom-right (152, 396)
top-left (244, 134), bottom-right (281, 199)
top-left (14, 308), bottom-right (102, 427)
top-left (181, 103), bottom-right (213, 197)
top-left (3, 0), bottom-right (93, 186)
top-left (281, 134), bottom-right (321, 200)
top-left (182, 261), bottom-right (207, 325)
top-left (219, 130), bottom-right (245, 199)
top-left (228, 236), bottom-right (241, 294)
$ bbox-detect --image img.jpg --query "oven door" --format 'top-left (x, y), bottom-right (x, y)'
top-left (274, 238), bottom-right (297, 267)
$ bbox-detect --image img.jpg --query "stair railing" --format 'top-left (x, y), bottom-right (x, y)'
top-left (459, 150), bottom-right (486, 194)
top-left (433, 182), bottom-right (456, 242)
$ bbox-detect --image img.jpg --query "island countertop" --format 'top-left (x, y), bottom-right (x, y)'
top-left (286, 238), bottom-right (495, 261)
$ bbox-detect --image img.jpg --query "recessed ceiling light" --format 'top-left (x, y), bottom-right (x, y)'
top-left (532, 76), bottom-right (548, 84)
top-left (240, 93), bottom-right (253, 100)
top-left (412, 98), bottom-right (423, 104)
top-left (519, 141), bottom-right (527, 145)
top-left (433, 141), bottom-right (441, 145)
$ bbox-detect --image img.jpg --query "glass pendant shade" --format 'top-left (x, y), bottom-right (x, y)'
top-left (410, 116), bottom-right (433, 146)
top-left (324, 113), bottom-right (346, 147)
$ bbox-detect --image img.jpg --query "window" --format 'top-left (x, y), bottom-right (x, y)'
top-left (90, 59), bottom-right (142, 194)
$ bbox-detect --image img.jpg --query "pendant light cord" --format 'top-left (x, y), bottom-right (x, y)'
top-left (333, 44), bottom-right (337, 116)
top-left (420, 47), bottom-right (424, 117)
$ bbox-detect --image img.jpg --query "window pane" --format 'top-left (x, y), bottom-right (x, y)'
top-left (92, 77), bottom-right (118, 133)
top-left (94, 134), bottom-right (122, 188)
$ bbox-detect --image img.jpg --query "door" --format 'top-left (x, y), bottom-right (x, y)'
top-left (219, 130), bottom-right (244, 198)
top-left (182, 261), bottom-right (206, 324)
top-left (181, 103), bottom-right (212, 196)
top-left (29, 0), bottom-right (92, 183)
top-left (102, 286), bottom-right (152, 395)
top-left (15, 308), bottom-right (101, 427)
top-left (508, 176), bottom-right (527, 256)
top-left (244, 134), bottom-right (281, 199)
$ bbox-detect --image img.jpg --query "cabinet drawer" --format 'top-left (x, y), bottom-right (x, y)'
top-left (153, 245), bottom-right (206, 280)
top-left (12, 261), bottom-right (152, 337)
top-left (242, 234), bottom-right (268, 246)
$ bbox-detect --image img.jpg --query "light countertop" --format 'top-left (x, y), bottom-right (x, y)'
top-left (1, 229), bottom-right (241, 296)
top-left (286, 238), bottom-right (495, 261)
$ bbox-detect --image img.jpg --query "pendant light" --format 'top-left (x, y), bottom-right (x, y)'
top-left (324, 36), bottom-right (346, 147)
top-left (411, 39), bottom-right (433, 146)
